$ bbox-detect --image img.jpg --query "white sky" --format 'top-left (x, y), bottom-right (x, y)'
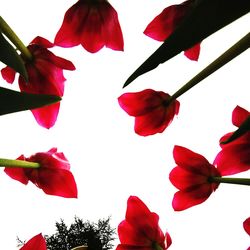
top-left (0, 1), bottom-right (250, 249)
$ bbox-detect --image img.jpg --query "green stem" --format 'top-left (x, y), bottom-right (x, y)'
top-left (0, 158), bottom-right (40, 168)
top-left (168, 32), bottom-right (250, 102)
top-left (210, 176), bottom-right (250, 186)
top-left (0, 16), bottom-right (33, 61)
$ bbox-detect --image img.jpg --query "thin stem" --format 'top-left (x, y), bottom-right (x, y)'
top-left (210, 176), bottom-right (250, 186)
top-left (0, 16), bottom-right (33, 61)
top-left (0, 158), bottom-right (40, 168)
top-left (168, 32), bottom-right (250, 103)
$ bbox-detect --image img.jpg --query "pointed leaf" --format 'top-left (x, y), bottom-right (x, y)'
top-left (123, 0), bottom-right (250, 87)
top-left (0, 32), bottom-right (28, 81)
top-left (0, 87), bottom-right (61, 115)
top-left (221, 116), bottom-right (250, 144)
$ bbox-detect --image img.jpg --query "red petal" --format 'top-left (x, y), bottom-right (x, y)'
top-left (118, 220), bottom-right (151, 246)
top-left (243, 217), bottom-right (250, 236)
top-left (30, 103), bottom-right (60, 129)
top-left (184, 43), bottom-right (201, 61)
top-left (165, 232), bottom-right (172, 249)
top-left (4, 155), bottom-right (29, 184)
top-left (1, 66), bottom-right (16, 83)
top-left (49, 54), bottom-right (76, 71)
top-left (98, 2), bottom-right (124, 51)
top-left (214, 143), bottom-right (250, 175)
top-left (31, 36), bottom-right (54, 48)
top-left (173, 145), bottom-right (212, 176)
top-left (54, 1), bottom-right (86, 47)
top-left (134, 106), bottom-right (170, 136)
top-left (232, 105), bottom-right (250, 127)
top-left (30, 148), bottom-right (70, 171)
top-left (20, 233), bottom-right (47, 250)
top-left (118, 89), bottom-right (164, 117)
top-left (172, 184), bottom-right (214, 211)
top-left (144, 3), bottom-right (191, 41)
top-left (33, 168), bottom-right (77, 198)
top-left (125, 196), bottom-right (164, 244)
top-left (169, 166), bottom-right (208, 190)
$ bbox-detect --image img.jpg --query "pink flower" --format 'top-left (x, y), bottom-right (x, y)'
top-left (20, 233), bottom-right (47, 250)
top-left (4, 148), bottom-right (78, 198)
top-left (169, 145), bottom-right (221, 211)
top-left (214, 105), bottom-right (250, 175)
top-left (118, 89), bottom-right (180, 136)
top-left (143, 0), bottom-right (200, 61)
top-left (1, 36), bottom-right (75, 129)
top-left (54, 0), bottom-right (124, 53)
top-left (117, 196), bottom-right (172, 250)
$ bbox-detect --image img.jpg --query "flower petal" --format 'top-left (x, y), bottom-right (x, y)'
top-left (30, 103), bottom-right (60, 129)
top-left (1, 66), bottom-right (16, 83)
top-left (173, 145), bottom-right (211, 175)
top-left (169, 166), bottom-right (208, 190)
top-left (232, 105), bottom-right (250, 127)
top-left (54, 1), bottom-right (86, 47)
top-left (172, 184), bottom-right (214, 211)
top-left (184, 43), bottom-right (201, 61)
top-left (243, 217), bottom-right (250, 236)
top-left (20, 233), bottom-right (47, 250)
top-left (33, 168), bottom-right (77, 198)
top-left (214, 143), bottom-right (250, 175)
top-left (118, 89), bottom-right (164, 117)
top-left (31, 36), bottom-right (54, 48)
top-left (4, 155), bottom-right (29, 184)
top-left (118, 220), bottom-right (151, 246)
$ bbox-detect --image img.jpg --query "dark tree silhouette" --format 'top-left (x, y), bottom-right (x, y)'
top-left (44, 216), bottom-right (116, 250)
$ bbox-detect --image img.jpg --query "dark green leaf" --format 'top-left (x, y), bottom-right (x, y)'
top-left (0, 32), bottom-right (28, 81)
top-left (0, 86), bottom-right (61, 115)
top-left (124, 0), bottom-right (250, 87)
top-left (221, 116), bottom-right (250, 144)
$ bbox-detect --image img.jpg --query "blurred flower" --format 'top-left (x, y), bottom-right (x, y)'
top-left (1, 36), bottom-right (75, 129)
top-left (4, 148), bottom-right (78, 198)
top-left (214, 105), bottom-right (250, 175)
top-left (117, 196), bottom-right (171, 250)
top-left (244, 217), bottom-right (250, 235)
top-left (20, 233), bottom-right (47, 250)
top-left (118, 89), bottom-right (180, 136)
top-left (54, 0), bottom-right (124, 53)
top-left (143, 0), bottom-right (200, 61)
top-left (243, 217), bottom-right (250, 250)
top-left (169, 145), bottom-right (221, 211)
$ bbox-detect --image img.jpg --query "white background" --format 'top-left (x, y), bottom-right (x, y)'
top-left (1, 1), bottom-right (250, 249)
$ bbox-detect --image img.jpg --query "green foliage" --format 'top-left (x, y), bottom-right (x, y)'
top-left (0, 86), bottom-right (61, 116)
top-left (0, 31), bottom-right (27, 81)
top-left (124, 0), bottom-right (250, 87)
top-left (44, 216), bottom-right (116, 250)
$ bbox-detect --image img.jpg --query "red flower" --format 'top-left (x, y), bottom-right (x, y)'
top-left (54, 0), bottom-right (124, 53)
top-left (214, 105), bottom-right (250, 175)
top-left (243, 217), bottom-right (250, 250)
top-left (20, 233), bottom-right (47, 250)
top-left (1, 36), bottom-right (75, 129)
top-left (4, 148), bottom-right (78, 198)
top-left (118, 89), bottom-right (180, 136)
top-left (244, 217), bottom-right (250, 235)
top-left (169, 145), bottom-right (221, 211)
top-left (117, 196), bottom-right (172, 250)
top-left (143, 0), bottom-right (200, 61)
